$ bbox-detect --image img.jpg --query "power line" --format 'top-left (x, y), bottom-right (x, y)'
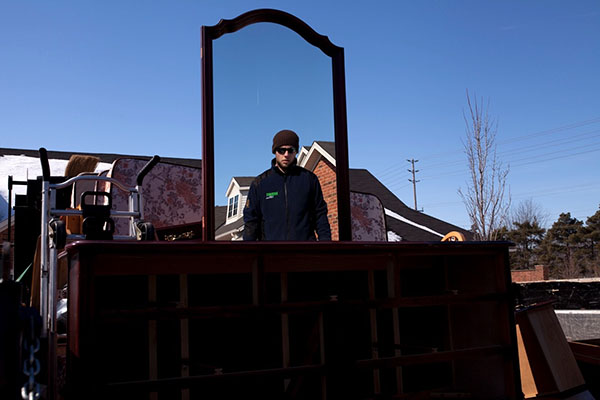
top-left (385, 147), bottom-right (600, 207)
top-left (496, 117), bottom-right (600, 146)
top-left (417, 128), bottom-right (600, 172)
top-left (373, 117), bottom-right (600, 179)
top-left (415, 142), bottom-right (600, 182)
top-left (420, 181), bottom-right (599, 210)
top-left (510, 145), bottom-right (600, 168)
top-left (511, 182), bottom-right (600, 199)
top-left (412, 128), bottom-right (600, 173)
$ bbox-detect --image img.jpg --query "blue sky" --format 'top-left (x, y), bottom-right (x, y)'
top-left (1, 1), bottom-right (599, 229)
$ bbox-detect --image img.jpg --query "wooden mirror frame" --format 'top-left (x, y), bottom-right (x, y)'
top-left (201, 8), bottom-right (351, 241)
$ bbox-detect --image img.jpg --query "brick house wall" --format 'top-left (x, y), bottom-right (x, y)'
top-left (0, 225), bottom-right (13, 242)
top-left (313, 158), bottom-right (339, 240)
top-left (511, 265), bottom-right (548, 282)
top-left (0, 222), bottom-right (16, 274)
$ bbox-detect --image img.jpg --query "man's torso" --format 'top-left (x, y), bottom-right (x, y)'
top-left (251, 165), bottom-right (316, 240)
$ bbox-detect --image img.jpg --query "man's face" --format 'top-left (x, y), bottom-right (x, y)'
top-left (274, 146), bottom-right (297, 170)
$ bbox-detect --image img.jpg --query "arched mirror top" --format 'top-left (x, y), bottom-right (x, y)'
top-left (202, 9), bottom-right (350, 241)
top-left (203, 8), bottom-right (342, 57)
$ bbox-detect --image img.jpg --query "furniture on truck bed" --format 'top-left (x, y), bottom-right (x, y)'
top-left (65, 240), bottom-right (520, 399)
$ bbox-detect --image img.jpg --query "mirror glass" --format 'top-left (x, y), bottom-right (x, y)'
top-left (213, 22), bottom-right (336, 240)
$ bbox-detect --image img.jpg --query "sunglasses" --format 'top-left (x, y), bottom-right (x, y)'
top-left (275, 147), bottom-right (297, 155)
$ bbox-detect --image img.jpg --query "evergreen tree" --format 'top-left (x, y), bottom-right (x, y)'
top-left (580, 206), bottom-right (600, 275)
top-left (539, 213), bottom-right (584, 278)
top-left (500, 199), bottom-right (547, 270)
top-left (507, 220), bottom-right (545, 269)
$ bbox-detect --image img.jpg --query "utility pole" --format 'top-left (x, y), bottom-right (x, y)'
top-left (407, 159), bottom-right (420, 211)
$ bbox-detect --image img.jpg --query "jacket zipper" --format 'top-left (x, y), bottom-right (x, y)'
top-left (284, 175), bottom-right (289, 239)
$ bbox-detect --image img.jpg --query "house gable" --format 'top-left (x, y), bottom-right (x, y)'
top-left (220, 176), bottom-right (254, 237)
top-left (298, 141), bottom-right (336, 171)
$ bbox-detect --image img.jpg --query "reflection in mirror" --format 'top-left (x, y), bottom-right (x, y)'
top-left (213, 23), bottom-right (338, 241)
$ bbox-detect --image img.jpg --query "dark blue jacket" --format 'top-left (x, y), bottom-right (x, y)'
top-left (243, 160), bottom-right (331, 241)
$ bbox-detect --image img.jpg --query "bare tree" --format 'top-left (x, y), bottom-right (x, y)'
top-left (510, 198), bottom-right (549, 228)
top-left (505, 199), bottom-right (547, 269)
top-left (458, 91), bottom-right (510, 240)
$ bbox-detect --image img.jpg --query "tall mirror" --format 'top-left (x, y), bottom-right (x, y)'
top-left (202, 9), bottom-right (350, 241)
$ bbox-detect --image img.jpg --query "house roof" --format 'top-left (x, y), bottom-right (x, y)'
top-left (215, 215), bottom-right (244, 238)
top-left (0, 148), bottom-right (202, 169)
top-left (349, 169), bottom-right (472, 241)
top-left (233, 177), bottom-right (255, 187)
top-left (214, 205), bottom-right (228, 230)
top-left (1, 147), bottom-right (202, 222)
top-left (226, 176), bottom-right (255, 198)
top-left (315, 141), bottom-right (335, 158)
top-left (298, 141), bottom-right (336, 170)
top-left (0, 214), bottom-right (9, 234)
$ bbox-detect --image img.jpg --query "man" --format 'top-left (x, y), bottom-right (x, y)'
top-left (243, 129), bottom-right (331, 241)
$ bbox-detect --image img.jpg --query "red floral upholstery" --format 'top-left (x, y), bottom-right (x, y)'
top-left (350, 192), bottom-right (386, 241)
top-left (107, 158), bottom-right (203, 236)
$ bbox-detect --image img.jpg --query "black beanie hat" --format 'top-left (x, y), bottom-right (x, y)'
top-left (272, 130), bottom-right (299, 153)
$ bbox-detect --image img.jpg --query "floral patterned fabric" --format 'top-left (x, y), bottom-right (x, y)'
top-left (107, 158), bottom-right (203, 235)
top-left (350, 192), bottom-right (386, 241)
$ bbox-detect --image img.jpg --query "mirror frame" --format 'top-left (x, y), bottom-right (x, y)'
top-left (201, 8), bottom-right (351, 241)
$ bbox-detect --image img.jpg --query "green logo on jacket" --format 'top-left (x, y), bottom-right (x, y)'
top-left (266, 191), bottom-right (279, 199)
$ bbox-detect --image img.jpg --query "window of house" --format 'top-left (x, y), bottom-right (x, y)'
top-left (228, 194), bottom-right (239, 218)
top-left (233, 194), bottom-right (239, 216)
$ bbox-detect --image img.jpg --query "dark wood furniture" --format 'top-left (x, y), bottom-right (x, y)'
top-left (65, 240), bottom-right (521, 399)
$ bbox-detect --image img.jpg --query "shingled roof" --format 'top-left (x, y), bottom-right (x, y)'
top-left (1, 147), bottom-right (202, 223)
top-left (215, 215), bottom-right (244, 238)
top-left (0, 148), bottom-right (202, 168)
top-left (214, 205), bottom-right (228, 231)
top-left (232, 177), bottom-right (255, 187)
top-left (314, 141), bottom-right (335, 158)
top-left (349, 169), bottom-right (471, 241)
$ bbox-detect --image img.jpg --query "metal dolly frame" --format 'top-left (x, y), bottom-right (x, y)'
top-left (37, 148), bottom-right (160, 339)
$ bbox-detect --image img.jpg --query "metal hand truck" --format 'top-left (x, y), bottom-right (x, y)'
top-left (37, 147), bottom-right (160, 338)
